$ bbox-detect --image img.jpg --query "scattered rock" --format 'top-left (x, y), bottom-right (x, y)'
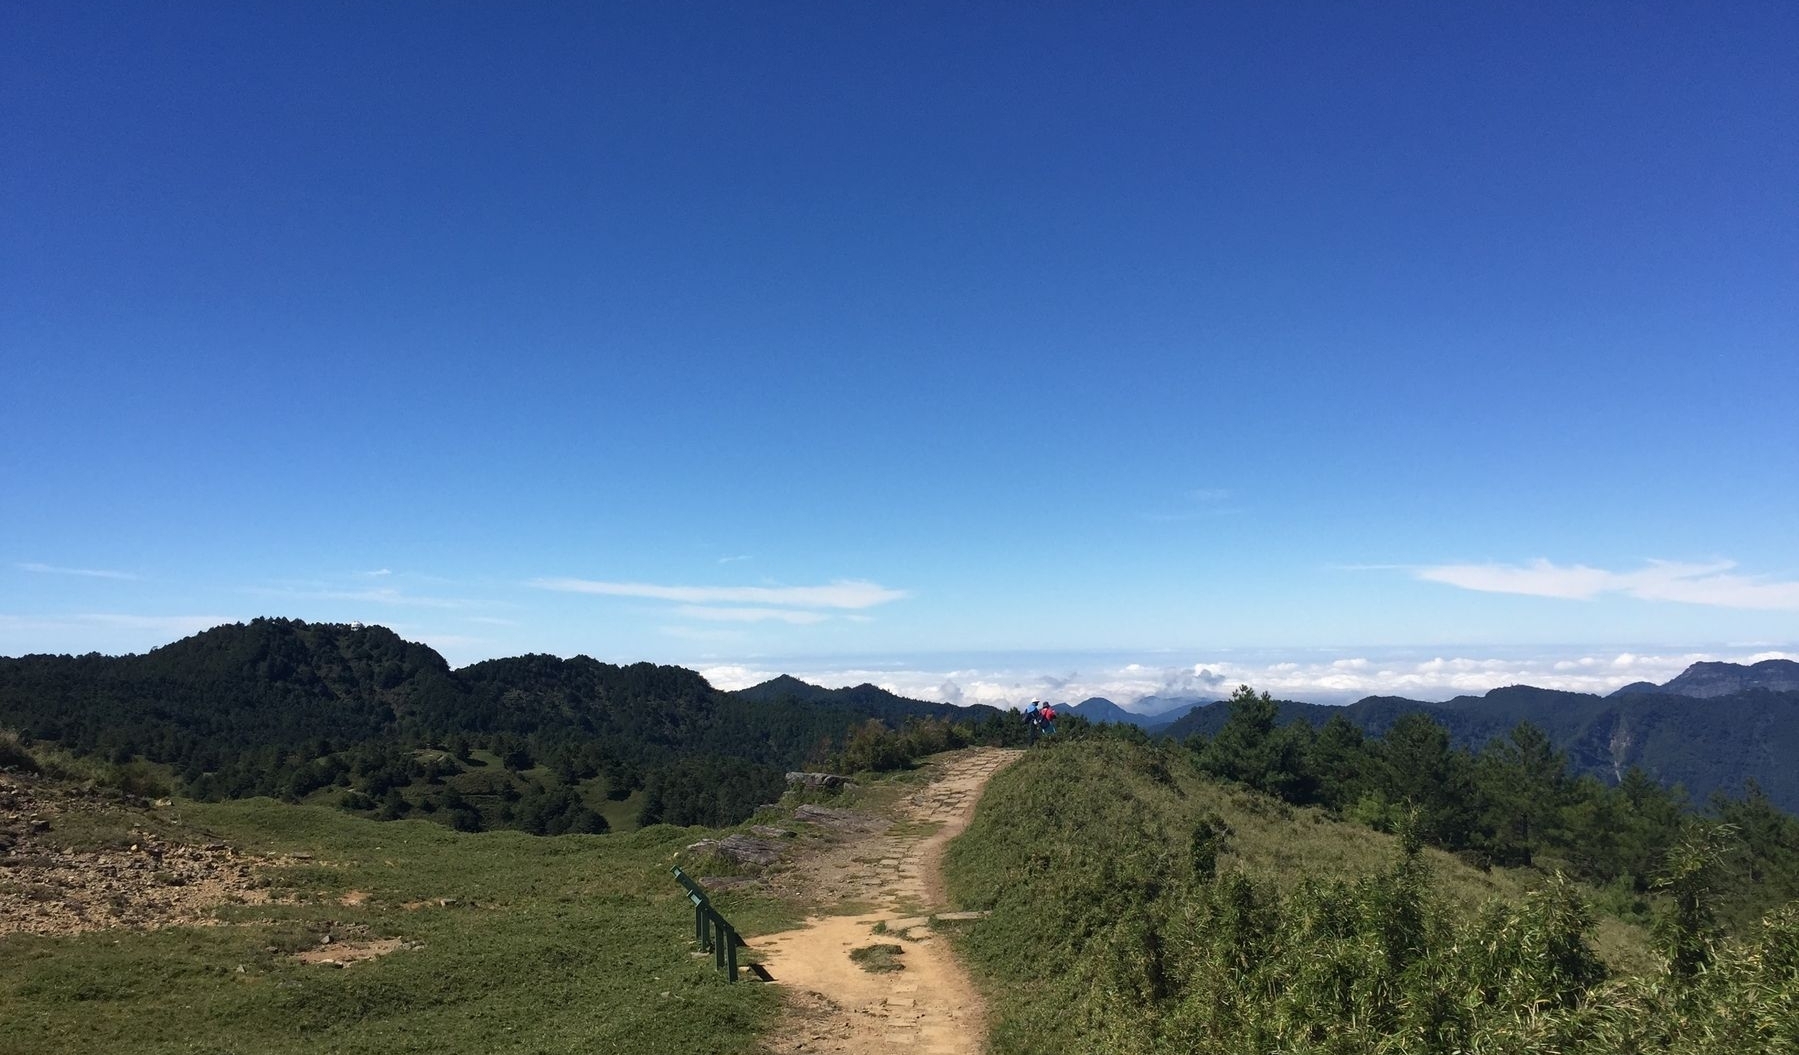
top-left (0, 771), bottom-right (283, 938)
top-left (750, 825), bottom-right (797, 840)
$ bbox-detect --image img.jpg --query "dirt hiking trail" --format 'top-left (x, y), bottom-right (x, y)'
top-left (756, 747), bottom-right (1021, 1055)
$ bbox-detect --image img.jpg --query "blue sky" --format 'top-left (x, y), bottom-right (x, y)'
top-left (4, 3), bottom-right (1796, 707)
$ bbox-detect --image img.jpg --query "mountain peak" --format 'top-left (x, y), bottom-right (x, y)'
top-left (1656, 658), bottom-right (1799, 698)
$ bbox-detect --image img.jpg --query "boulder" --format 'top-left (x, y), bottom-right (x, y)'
top-left (785, 771), bottom-right (856, 790)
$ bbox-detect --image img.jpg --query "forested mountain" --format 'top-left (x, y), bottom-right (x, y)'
top-left (731, 674), bottom-right (993, 724)
top-left (1066, 696), bottom-right (1140, 725)
top-left (0, 619), bottom-right (1010, 834)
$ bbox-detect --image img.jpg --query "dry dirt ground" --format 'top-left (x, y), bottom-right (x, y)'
top-left (754, 747), bottom-right (1021, 1055)
top-left (0, 771), bottom-right (284, 937)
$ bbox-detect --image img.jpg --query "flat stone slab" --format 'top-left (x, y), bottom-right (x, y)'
top-left (685, 833), bottom-right (784, 867)
top-left (933, 911), bottom-right (990, 921)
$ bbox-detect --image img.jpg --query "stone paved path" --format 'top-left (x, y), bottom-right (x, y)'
top-left (756, 747), bottom-right (1021, 1055)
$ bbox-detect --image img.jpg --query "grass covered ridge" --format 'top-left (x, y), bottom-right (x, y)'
top-left (943, 739), bottom-right (1799, 1055)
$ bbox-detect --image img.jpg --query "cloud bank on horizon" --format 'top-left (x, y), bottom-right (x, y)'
top-left (696, 647), bottom-right (1799, 713)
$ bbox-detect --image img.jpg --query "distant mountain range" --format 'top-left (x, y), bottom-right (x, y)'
top-left (1064, 695), bottom-right (1205, 731)
top-left (1142, 660), bottom-right (1799, 813)
top-left (1611, 658), bottom-right (1799, 699)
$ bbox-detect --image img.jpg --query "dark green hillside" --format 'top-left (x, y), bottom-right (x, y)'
top-left (0, 620), bottom-right (1007, 835)
top-left (0, 619), bottom-right (464, 764)
top-left (945, 738), bottom-right (1799, 1055)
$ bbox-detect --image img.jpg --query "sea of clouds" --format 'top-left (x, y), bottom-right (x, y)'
top-left (695, 645), bottom-right (1799, 712)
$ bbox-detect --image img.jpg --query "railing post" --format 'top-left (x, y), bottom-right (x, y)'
top-left (672, 866), bottom-right (746, 983)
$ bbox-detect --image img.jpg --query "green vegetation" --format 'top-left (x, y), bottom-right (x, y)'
top-left (847, 943), bottom-right (905, 973)
top-left (944, 738), bottom-right (1799, 1055)
top-left (0, 798), bottom-right (777, 1055)
top-left (1167, 686), bottom-right (1799, 929)
top-left (0, 729), bottom-right (39, 773)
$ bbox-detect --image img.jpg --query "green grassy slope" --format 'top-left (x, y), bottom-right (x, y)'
top-left (0, 797), bottom-right (776, 1055)
top-left (943, 739), bottom-right (1797, 1055)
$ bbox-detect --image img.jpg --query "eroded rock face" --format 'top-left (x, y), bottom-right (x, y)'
top-left (0, 772), bottom-right (280, 937)
top-left (1660, 659), bottom-right (1799, 698)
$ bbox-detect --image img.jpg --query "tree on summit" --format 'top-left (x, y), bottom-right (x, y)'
top-left (1198, 685), bottom-right (1314, 802)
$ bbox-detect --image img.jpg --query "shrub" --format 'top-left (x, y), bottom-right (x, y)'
top-left (0, 731), bottom-right (41, 773)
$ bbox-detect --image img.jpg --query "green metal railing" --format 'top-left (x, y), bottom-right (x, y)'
top-left (671, 866), bottom-right (748, 982)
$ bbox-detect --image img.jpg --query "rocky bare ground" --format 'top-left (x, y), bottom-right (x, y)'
top-left (0, 770), bottom-right (284, 937)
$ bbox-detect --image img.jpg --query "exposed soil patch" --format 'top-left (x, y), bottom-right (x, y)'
top-left (293, 925), bottom-right (409, 966)
top-left (0, 771), bottom-right (284, 937)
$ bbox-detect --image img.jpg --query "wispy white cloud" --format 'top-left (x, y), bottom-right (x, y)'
top-left (247, 585), bottom-right (475, 609)
top-left (530, 578), bottom-right (909, 610)
top-left (0, 612), bottom-right (232, 641)
top-left (657, 624), bottom-right (751, 643)
top-left (717, 555), bottom-right (753, 565)
top-left (1144, 487), bottom-right (1240, 522)
top-left (677, 606), bottom-right (830, 624)
top-left (17, 562), bottom-right (139, 581)
top-left (1416, 558), bottom-right (1799, 610)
